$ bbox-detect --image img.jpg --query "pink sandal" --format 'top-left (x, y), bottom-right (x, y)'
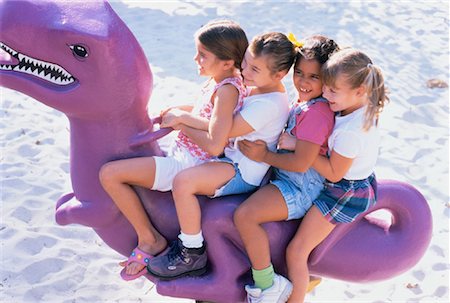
top-left (120, 247), bottom-right (153, 281)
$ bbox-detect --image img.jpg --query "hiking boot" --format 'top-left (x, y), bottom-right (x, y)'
top-left (245, 274), bottom-right (293, 303)
top-left (147, 239), bottom-right (207, 279)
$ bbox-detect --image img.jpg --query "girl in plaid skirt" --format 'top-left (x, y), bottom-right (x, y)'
top-left (286, 48), bottom-right (389, 303)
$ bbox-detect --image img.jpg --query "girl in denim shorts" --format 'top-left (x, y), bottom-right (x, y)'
top-left (284, 48), bottom-right (390, 303)
top-left (234, 34), bottom-right (340, 303)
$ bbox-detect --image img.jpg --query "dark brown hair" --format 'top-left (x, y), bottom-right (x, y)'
top-left (249, 32), bottom-right (296, 74)
top-left (296, 35), bottom-right (340, 65)
top-left (195, 19), bottom-right (248, 70)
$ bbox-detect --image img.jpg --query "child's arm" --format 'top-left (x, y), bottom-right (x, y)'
top-left (160, 107), bottom-right (209, 131)
top-left (179, 111), bottom-right (255, 154)
top-left (227, 113), bottom-right (255, 138)
top-left (178, 85), bottom-right (240, 156)
top-left (312, 152), bottom-right (353, 182)
top-left (180, 110), bottom-right (256, 148)
top-left (239, 104), bottom-right (334, 172)
top-left (227, 97), bottom-right (281, 138)
top-left (238, 139), bottom-right (321, 172)
top-left (278, 132), bottom-right (297, 151)
top-left (180, 94), bottom-right (262, 152)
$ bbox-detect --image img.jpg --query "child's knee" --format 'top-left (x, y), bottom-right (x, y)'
top-left (233, 206), bottom-right (245, 228)
top-left (99, 162), bottom-right (117, 188)
top-left (172, 171), bottom-right (194, 195)
top-left (286, 238), bottom-right (309, 261)
top-left (233, 203), bottom-right (253, 229)
top-left (286, 241), bottom-right (300, 257)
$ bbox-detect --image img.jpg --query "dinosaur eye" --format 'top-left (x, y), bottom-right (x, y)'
top-left (70, 44), bottom-right (89, 59)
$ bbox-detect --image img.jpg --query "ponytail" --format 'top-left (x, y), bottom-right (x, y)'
top-left (364, 63), bottom-right (389, 130)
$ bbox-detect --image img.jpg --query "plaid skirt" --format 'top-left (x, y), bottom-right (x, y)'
top-left (313, 173), bottom-right (377, 224)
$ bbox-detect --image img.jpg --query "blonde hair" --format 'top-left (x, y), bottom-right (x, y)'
top-left (322, 48), bottom-right (389, 130)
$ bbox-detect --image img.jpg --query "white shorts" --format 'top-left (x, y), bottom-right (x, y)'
top-left (152, 145), bottom-right (206, 192)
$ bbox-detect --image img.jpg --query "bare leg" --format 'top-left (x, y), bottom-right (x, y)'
top-left (172, 162), bottom-right (235, 235)
top-left (286, 206), bottom-right (335, 303)
top-left (234, 184), bottom-right (289, 270)
top-left (99, 157), bottom-right (167, 275)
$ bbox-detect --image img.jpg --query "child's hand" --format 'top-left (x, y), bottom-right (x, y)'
top-left (278, 132), bottom-right (297, 151)
top-left (238, 139), bottom-right (268, 162)
top-left (159, 107), bottom-right (173, 117)
top-left (160, 105), bottom-right (193, 118)
top-left (161, 108), bottom-right (184, 128)
top-left (171, 123), bottom-right (184, 131)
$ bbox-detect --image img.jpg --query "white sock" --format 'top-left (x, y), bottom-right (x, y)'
top-left (178, 231), bottom-right (204, 248)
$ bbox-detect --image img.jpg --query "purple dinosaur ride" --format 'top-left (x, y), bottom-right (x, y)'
top-left (0, 1), bottom-right (432, 302)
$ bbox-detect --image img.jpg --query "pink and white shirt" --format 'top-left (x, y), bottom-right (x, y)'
top-left (176, 76), bottom-right (246, 160)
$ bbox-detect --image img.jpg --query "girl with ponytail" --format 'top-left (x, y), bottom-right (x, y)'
top-left (285, 48), bottom-right (389, 303)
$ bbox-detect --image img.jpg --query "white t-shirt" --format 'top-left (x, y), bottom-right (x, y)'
top-left (225, 91), bottom-right (290, 185)
top-left (328, 106), bottom-right (380, 180)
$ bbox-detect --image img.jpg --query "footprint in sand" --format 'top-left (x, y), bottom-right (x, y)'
top-left (406, 283), bottom-right (423, 295)
top-left (10, 206), bottom-right (33, 223)
top-left (431, 263), bottom-right (450, 271)
top-left (412, 269), bottom-right (426, 281)
top-left (22, 258), bottom-right (65, 284)
top-left (433, 286), bottom-right (448, 298)
top-left (14, 234), bottom-right (57, 255)
top-left (18, 144), bottom-right (41, 158)
top-left (429, 244), bottom-right (445, 257)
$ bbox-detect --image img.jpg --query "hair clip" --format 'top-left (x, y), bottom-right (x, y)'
top-left (287, 32), bottom-right (304, 48)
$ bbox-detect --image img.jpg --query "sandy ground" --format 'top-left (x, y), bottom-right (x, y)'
top-left (1, 1), bottom-right (449, 302)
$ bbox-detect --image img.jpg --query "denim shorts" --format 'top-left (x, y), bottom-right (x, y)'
top-left (271, 168), bottom-right (325, 220)
top-left (210, 157), bottom-right (257, 198)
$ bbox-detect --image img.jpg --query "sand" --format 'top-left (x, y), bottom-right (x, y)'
top-left (1, 1), bottom-right (449, 302)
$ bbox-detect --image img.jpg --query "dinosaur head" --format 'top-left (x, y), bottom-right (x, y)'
top-left (0, 0), bottom-right (152, 120)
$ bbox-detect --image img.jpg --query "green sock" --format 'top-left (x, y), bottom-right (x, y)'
top-left (252, 264), bottom-right (274, 290)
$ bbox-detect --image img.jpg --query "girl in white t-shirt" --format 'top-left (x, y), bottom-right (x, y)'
top-left (99, 19), bottom-right (248, 281)
top-left (234, 34), bottom-right (340, 303)
top-left (147, 32), bottom-right (296, 280)
top-left (285, 48), bottom-right (389, 303)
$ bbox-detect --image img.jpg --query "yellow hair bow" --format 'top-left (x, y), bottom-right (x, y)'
top-left (288, 32), bottom-right (304, 48)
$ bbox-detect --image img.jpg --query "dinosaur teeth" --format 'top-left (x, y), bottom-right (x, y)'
top-left (0, 64), bottom-right (13, 70)
top-left (0, 41), bottom-right (76, 86)
top-left (0, 42), bottom-right (18, 56)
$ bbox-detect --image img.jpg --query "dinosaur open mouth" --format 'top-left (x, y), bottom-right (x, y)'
top-left (0, 42), bottom-right (76, 86)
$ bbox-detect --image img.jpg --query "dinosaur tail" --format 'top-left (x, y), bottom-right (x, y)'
top-left (309, 180), bottom-right (432, 282)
